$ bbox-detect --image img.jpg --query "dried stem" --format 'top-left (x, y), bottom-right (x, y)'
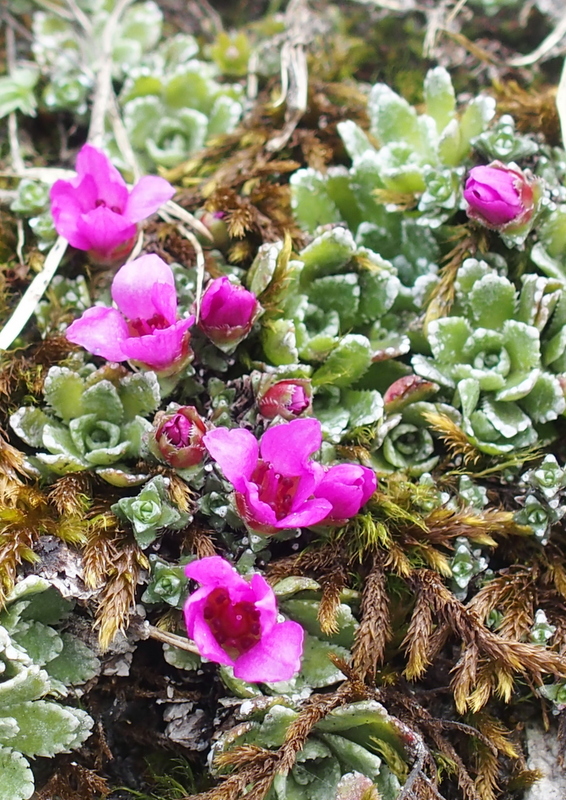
top-left (147, 624), bottom-right (201, 656)
top-left (88, 0), bottom-right (134, 147)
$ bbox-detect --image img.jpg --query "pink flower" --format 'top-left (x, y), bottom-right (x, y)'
top-left (66, 254), bottom-right (194, 372)
top-left (312, 463), bottom-right (376, 524)
top-left (198, 276), bottom-right (259, 352)
top-left (203, 418), bottom-right (376, 534)
top-left (257, 379), bottom-right (312, 420)
top-left (151, 406), bottom-right (208, 468)
top-left (184, 556), bottom-right (304, 682)
top-left (50, 144), bottom-right (175, 260)
top-left (463, 163), bottom-right (535, 229)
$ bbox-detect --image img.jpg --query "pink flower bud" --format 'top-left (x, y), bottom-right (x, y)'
top-left (152, 406), bottom-right (207, 468)
top-left (383, 375), bottom-right (438, 414)
top-left (463, 162), bottom-right (536, 230)
top-left (257, 379), bottom-right (312, 420)
top-left (198, 276), bottom-right (260, 352)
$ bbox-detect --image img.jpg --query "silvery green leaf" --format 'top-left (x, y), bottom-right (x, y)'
top-left (520, 373), bottom-right (566, 422)
top-left (290, 169), bottom-right (342, 233)
top-left (43, 367), bottom-right (85, 421)
top-left (337, 120), bottom-right (375, 160)
top-left (0, 746), bottom-right (34, 800)
top-left (312, 335), bottom-right (373, 388)
top-left (368, 83), bottom-right (422, 150)
top-left (46, 633), bottom-right (100, 686)
top-left (319, 732), bottom-right (383, 781)
top-left (11, 622), bottom-right (63, 667)
top-left (482, 398), bottom-right (532, 437)
top-left (309, 274), bottom-right (360, 330)
top-left (298, 224), bottom-right (356, 292)
top-left (262, 318), bottom-right (299, 365)
top-left (0, 69), bottom-right (38, 119)
top-left (9, 407), bottom-right (50, 449)
top-left (343, 389), bottom-right (384, 430)
top-left (120, 1), bottom-right (163, 52)
top-left (424, 66), bottom-right (455, 133)
top-left (121, 417), bottom-right (153, 458)
top-left (163, 643), bottom-right (202, 671)
top-left (208, 95), bottom-right (242, 136)
top-left (247, 241), bottom-right (284, 296)
top-left (124, 96), bottom-right (164, 148)
top-left (7, 700), bottom-right (89, 757)
top-left (119, 371), bottom-right (161, 421)
top-left (0, 665), bottom-right (50, 706)
top-left (358, 266), bottom-right (400, 323)
top-left (428, 317), bottom-right (472, 363)
top-left (468, 274), bottom-right (517, 329)
top-left (82, 380), bottom-right (124, 423)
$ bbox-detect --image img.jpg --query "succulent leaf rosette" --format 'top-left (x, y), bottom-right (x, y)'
top-left (111, 475), bottom-right (192, 548)
top-left (10, 364), bottom-right (161, 486)
top-left (210, 696), bottom-right (405, 800)
top-left (413, 259), bottom-right (566, 454)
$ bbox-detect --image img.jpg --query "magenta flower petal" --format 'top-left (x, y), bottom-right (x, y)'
top-left (182, 556), bottom-right (304, 682)
top-left (314, 464), bottom-right (376, 521)
top-left (275, 498), bottom-right (333, 529)
top-left (66, 306), bottom-right (129, 361)
top-left (185, 555), bottom-right (242, 587)
top-left (119, 316), bottom-right (193, 370)
top-left (203, 428), bottom-right (259, 490)
top-left (191, 609), bottom-right (236, 667)
top-left (233, 620), bottom-right (304, 682)
top-left (462, 163), bottom-right (536, 230)
top-left (237, 482), bottom-right (279, 529)
top-left (124, 175), bottom-right (175, 222)
top-left (76, 144), bottom-right (128, 208)
top-left (199, 276), bottom-right (259, 349)
top-left (260, 418), bottom-right (322, 476)
top-left (111, 254), bottom-right (177, 321)
top-left (248, 574), bottom-right (278, 629)
top-left (75, 206), bottom-right (136, 257)
top-left (50, 178), bottom-right (99, 249)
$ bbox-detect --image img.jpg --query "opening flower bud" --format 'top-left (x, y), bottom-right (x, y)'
top-left (198, 276), bottom-right (260, 352)
top-left (257, 379), bottom-right (312, 420)
top-left (152, 406), bottom-right (208, 468)
top-left (463, 162), bottom-right (536, 231)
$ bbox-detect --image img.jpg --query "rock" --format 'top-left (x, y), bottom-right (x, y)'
top-left (525, 723), bottom-right (566, 800)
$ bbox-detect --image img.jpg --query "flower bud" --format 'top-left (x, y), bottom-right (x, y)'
top-left (152, 406), bottom-right (207, 468)
top-left (195, 209), bottom-right (230, 250)
top-left (383, 375), bottom-right (438, 414)
top-left (463, 162), bottom-right (537, 230)
top-left (198, 276), bottom-right (260, 352)
top-left (257, 378), bottom-right (312, 420)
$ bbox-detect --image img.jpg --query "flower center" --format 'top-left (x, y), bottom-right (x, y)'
top-left (251, 460), bottom-right (300, 520)
top-left (163, 415), bottom-right (192, 447)
top-left (129, 313), bottom-right (171, 336)
top-left (94, 198), bottom-right (122, 214)
top-left (203, 587), bottom-right (261, 659)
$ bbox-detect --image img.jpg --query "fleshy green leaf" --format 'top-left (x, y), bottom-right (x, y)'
top-left (312, 335), bottom-right (373, 388)
top-left (0, 746), bottom-right (34, 800)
